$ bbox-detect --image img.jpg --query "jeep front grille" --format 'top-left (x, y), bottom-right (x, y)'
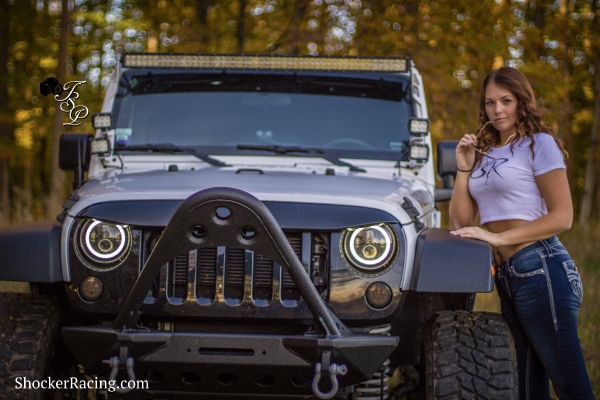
top-left (146, 231), bottom-right (324, 307)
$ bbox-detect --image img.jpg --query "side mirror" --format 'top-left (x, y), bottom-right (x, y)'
top-left (435, 141), bottom-right (459, 202)
top-left (59, 133), bottom-right (92, 190)
top-left (437, 141), bottom-right (459, 188)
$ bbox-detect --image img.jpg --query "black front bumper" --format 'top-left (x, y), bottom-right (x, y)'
top-left (62, 325), bottom-right (398, 398)
top-left (64, 188), bottom-right (399, 398)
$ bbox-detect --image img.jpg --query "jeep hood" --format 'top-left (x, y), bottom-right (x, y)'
top-left (69, 168), bottom-right (433, 225)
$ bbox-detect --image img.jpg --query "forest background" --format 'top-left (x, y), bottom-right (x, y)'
top-left (0, 0), bottom-right (598, 395)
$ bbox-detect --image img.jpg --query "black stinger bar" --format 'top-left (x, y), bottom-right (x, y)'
top-left (113, 187), bottom-right (347, 336)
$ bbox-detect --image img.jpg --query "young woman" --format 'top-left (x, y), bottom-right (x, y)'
top-left (449, 67), bottom-right (594, 399)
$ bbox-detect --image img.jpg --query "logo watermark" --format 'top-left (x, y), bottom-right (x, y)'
top-left (40, 77), bottom-right (89, 126)
top-left (14, 376), bottom-right (149, 393)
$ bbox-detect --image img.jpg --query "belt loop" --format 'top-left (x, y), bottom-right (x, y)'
top-left (540, 238), bottom-right (553, 258)
top-left (505, 259), bottom-right (514, 277)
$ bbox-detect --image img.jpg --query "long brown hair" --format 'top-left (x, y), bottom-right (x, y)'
top-left (474, 67), bottom-right (567, 167)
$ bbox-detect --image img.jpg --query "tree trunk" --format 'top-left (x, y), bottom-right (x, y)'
top-left (287, 0), bottom-right (308, 54)
top-left (47, 0), bottom-right (68, 218)
top-left (0, 158), bottom-right (8, 227)
top-left (195, 0), bottom-right (213, 53)
top-left (533, 0), bottom-right (546, 58)
top-left (578, 2), bottom-right (600, 229)
top-left (237, 0), bottom-right (246, 54)
top-left (558, 0), bottom-right (573, 174)
top-left (0, 0), bottom-right (11, 226)
top-left (269, 0), bottom-right (308, 54)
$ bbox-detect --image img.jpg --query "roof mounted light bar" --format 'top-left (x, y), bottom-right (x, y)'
top-left (122, 53), bottom-right (409, 73)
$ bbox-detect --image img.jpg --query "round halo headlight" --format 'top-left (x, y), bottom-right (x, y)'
top-left (342, 224), bottom-right (397, 275)
top-left (78, 219), bottom-right (131, 267)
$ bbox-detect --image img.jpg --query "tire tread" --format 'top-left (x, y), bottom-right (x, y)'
top-left (425, 310), bottom-right (518, 400)
top-left (0, 293), bottom-right (61, 400)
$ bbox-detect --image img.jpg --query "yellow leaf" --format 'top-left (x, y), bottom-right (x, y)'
top-left (14, 109), bottom-right (31, 124)
top-left (39, 57), bottom-right (58, 70)
top-left (572, 110), bottom-right (593, 136)
top-left (13, 41), bottom-right (28, 51)
top-left (583, 86), bottom-right (594, 102)
top-left (14, 127), bottom-right (34, 150)
top-left (493, 56), bottom-right (504, 69)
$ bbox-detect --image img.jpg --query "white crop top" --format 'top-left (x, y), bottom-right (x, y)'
top-left (468, 133), bottom-right (566, 225)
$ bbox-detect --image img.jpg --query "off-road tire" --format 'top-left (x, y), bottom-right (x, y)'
top-left (424, 310), bottom-right (518, 399)
top-left (0, 293), bottom-right (62, 400)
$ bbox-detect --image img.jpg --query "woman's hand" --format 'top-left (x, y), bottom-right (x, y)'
top-left (450, 226), bottom-right (503, 247)
top-left (456, 134), bottom-right (477, 171)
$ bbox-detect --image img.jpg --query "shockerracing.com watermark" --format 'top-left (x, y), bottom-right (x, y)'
top-left (15, 376), bottom-right (149, 393)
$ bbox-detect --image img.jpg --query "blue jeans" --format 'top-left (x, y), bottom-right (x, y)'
top-left (495, 236), bottom-right (594, 400)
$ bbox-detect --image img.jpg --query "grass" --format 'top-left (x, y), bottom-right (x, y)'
top-left (474, 224), bottom-right (600, 398)
top-left (0, 281), bottom-right (30, 293)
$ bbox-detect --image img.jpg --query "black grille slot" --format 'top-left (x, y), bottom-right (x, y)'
top-left (225, 248), bottom-right (245, 301)
top-left (196, 247), bottom-right (217, 300)
top-left (253, 253), bottom-right (273, 302)
top-left (281, 232), bottom-right (302, 301)
top-left (150, 229), bottom-right (328, 307)
top-left (143, 231), bottom-right (162, 300)
top-left (169, 254), bottom-right (188, 299)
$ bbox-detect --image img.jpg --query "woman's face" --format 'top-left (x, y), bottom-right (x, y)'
top-left (484, 82), bottom-right (518, 139)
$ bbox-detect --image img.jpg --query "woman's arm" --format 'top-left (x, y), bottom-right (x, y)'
top-left (449, 134), bottom-right (479, 229)
top-left (449, 171), bottom-right (479, 229)
top-left (450, 168), bottom-right (572, 246)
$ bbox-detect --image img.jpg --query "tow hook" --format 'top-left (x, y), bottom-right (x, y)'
top-left (102, 346), bottom-right (137, 394)
top-left (311, 350), bottom-right (348, 399)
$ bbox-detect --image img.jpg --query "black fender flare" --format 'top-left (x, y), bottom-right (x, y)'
top-left (410, 228), bottom-right (494, 292)
top-left (0, 221), bottom-right (63, 283)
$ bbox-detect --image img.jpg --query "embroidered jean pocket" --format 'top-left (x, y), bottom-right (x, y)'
top-left (549, 242), bottom-right (568, 255)
top-left (562, 261), bottom-right (583, 302)
top-left (512, 254), bottom-right (545, 277)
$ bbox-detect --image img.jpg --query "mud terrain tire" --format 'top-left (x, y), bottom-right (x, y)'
top-left (0, 293), bottom-right (62, 400)
top-left (424, 310), bottom-right (518, 399)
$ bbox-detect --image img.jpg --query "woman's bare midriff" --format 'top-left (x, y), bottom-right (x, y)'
top-left (484, 219), bottom-right (535, 265)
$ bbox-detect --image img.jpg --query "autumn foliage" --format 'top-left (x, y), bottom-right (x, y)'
top-left (0, 0), bottom-right (598, 226)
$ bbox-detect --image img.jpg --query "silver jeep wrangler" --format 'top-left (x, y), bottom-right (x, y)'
top-left (0, 54), bottom-right (518, 400)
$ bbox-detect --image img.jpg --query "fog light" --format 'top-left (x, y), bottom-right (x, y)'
top-left (79, 276), bottom-right (103, 301)
top-left (365, 282), bottom-right (392, 309)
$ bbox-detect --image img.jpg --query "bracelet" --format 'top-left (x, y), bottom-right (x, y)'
top-left (457, 167), bottom-right (473, 173)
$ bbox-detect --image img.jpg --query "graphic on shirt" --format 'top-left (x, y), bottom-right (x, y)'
top-left (470, 156), bottom-right (509, 185)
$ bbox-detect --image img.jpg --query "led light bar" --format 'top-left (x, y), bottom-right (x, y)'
top-left (122, 54), bottom-right (409, 73)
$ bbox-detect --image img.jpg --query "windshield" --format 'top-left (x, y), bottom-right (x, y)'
top-left (113, 72), bottom-right (412, 159)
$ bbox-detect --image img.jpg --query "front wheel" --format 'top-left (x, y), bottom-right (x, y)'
top-left (0, 293), bottom-right (62, 400)
top-left (424, 310), bottom-right (518, 399)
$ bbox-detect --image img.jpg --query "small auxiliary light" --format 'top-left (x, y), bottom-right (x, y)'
top-left (408, 118), bottom-right (429, 136)
top-left (92, 113), bottom-right (112, 130)
top-left (91, 138), bottom-right (111, 155)
top-left (409, 143), bottom-right (430, 163)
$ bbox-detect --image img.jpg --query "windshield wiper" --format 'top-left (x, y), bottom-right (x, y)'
top-left (237, 144), bottom-right (366, 172)
top-left (115, 143), bottom-right (229, 167)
